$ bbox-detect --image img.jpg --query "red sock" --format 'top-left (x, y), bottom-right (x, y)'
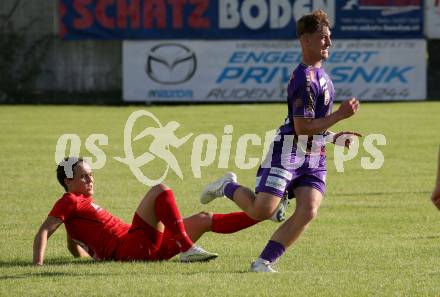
top-left (211, 212), bottom-right (260, 234)
top-left (154, 189), bottom-right (193, 252)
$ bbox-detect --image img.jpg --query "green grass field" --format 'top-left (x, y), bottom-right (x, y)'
top-left (1, 102), bottom-right (440, 296)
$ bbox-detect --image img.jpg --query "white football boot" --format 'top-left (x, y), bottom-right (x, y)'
top-left (250, 258), bottom-right (278, 273)
top-left (270, 196), bottom-right (290, 222)
top-left (200, 172), bottom-right (237, 204)
top-left (180, 245), bottom-right (219, 262)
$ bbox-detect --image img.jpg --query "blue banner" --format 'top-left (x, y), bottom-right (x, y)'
top-left (336, 0), bottom-right (423, 38)
top-left (59, 0), bottom-right (424, 40)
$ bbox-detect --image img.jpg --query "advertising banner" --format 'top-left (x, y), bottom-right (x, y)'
top-left (60, 0), bottom-right (424, 40)
top-left (336, 0), bottom-right (423, 38)
top-left (425, 0), bottom-right (440, 39)
top-left (123, 39), bottom-right (427, 102)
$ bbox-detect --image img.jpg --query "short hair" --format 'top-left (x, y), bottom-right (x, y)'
top-left (296, 10), bottom-right (330, 37)
top-left (56, 157), bottom-right (84, 191)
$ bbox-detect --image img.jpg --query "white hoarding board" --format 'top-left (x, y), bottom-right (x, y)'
top-left (425, 0), bottom-right (440, 39)
top-left (124, 39), bottom-right (426, 102)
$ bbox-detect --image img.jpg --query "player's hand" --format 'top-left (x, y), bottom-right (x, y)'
top-left (431, 187), bottom-right (440, 210)
top-left (337, 98), bottom-right (360, 119)
top-left (333, 131), bottom-right (362, 148)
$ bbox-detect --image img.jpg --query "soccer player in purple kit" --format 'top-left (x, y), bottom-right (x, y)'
top-left (200, 10), bottom-right (361, 272)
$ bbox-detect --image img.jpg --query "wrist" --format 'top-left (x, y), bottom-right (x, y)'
top-left (333, 109), bottom-right (345, 121)
top-left (324, 131), bottom-right (336, 144)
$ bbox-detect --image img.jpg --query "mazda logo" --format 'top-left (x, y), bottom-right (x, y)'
top-left (146, 43), bottom-right (197, 85)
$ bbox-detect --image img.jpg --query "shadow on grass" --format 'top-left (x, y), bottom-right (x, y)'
top-left (166, 259), bottom-right (250, 274)
top-left (0, 271), bottom-right (113, 280)
top-left (0, 257), bottom-right (96, 268)
top-left (0, 258), bottom-right (249, 277)
top-left (408, 235), bottom-right (440, 240)
top-left (0, 258), bottom-right (117, 280)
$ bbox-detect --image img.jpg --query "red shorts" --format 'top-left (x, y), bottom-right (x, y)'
top-left (114, 213), bottom-right (180, 261)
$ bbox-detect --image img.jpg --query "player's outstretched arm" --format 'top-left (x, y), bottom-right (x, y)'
top-left (33, 216), bottom-right (63, 266)
top-left (294, 98), bottom-right (360, 136)
top-left (432, 147), bottom-right (440, 210)
top-left (67, 234), bottom-right (90, 258)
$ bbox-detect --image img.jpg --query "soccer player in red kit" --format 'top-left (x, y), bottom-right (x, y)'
top-left (33, 157), bottom-right (261, 265)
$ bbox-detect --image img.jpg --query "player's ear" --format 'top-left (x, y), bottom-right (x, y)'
top-left (64, 177), bottom-right (73, 188)
top-left (300, 33), bottom-right (311, 46)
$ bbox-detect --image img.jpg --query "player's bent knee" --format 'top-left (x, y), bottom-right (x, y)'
top-left (193, 211), bottom-right (212, 220)
top-left (199, 211), bottom-right (213, 218)
top-left (146, 183), bottom-right (170, 196)
top-left (140, 184), bottom-right (172, 206)
top-left (252, 207), bottom-right (274, 221)
top-left (200, 211), bottom-right (213, 225)
top-left (297, 206), bottom-right (319, 223)
top-left (153, 183), bottom-right (170, 192)
top-left (253, 193), bottom-right (280, 220)
top-left (189, 211), bottom-right (213, 229)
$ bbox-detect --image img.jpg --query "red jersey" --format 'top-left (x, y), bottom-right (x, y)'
top-left (49, 192), bottom-right (130, 260)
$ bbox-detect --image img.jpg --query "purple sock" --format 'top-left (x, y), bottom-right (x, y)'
top-left (259, 240), bottom-right (285, 263)
top-left (224, 182), bottom-right (240, 200)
